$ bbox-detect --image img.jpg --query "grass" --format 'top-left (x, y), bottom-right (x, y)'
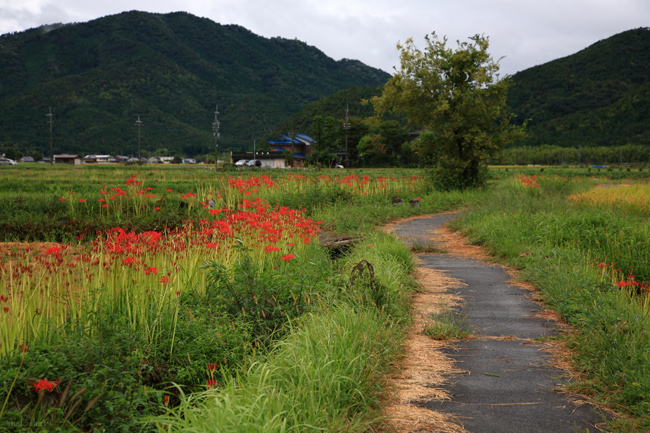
top-left (0, 165), bottom-right (475, 431)
top-left (454, 171), bottom-right (650, 431)
top-left (423, 308), bottom-right (472, 340)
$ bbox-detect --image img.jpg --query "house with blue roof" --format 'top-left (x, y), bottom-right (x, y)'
top-left (230, 133), bottom-right (316, 168)
top-left (267, 134), bottom-right (315, 167)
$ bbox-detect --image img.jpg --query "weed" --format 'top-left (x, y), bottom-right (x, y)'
top-left (423, 309), bottom-right (472, 340)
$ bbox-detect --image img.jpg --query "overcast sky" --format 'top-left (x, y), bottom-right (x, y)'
top-left (1, 0), bottom-right (649, 76)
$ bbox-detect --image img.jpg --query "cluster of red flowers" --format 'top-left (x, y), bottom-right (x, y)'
top-left (597, 262), bottom-right (650, 295)
top-left (520, 175), bottom-right (539, 189)
top-left (30, 378), bottom-right (60, 393)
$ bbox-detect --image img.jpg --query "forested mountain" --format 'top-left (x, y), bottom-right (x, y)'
top-left (507, 27), bottom-right (650, 149)
top-left (0, 11), bottom-right (390, 157)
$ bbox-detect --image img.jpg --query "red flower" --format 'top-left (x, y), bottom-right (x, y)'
top-left (160, 276), bottom-right (170, 284)
top-left (207, 362), bottom-right (218, 373)
top-left (264, 245), bottom-right (280, 253)
top-left (78, 199), bottom-right (85, 203)
top-left (20, 343), bottom-right (29, 353)
top-left (164, 395), bottom-right (170, 407)
top-left (155, 207), bottom-right (161, 211)
top-left (145, 267), bottom-right (158, 275)
top-left (59, 197), bottom-right (65, 201)
top-left (46, 246), bottom-right (61, 258)
top-left (206, 379), bottom-right (216, 389)
top-left (31, 378), bottom-right (60, 393)
top-left (122, 256), bottom-right (138, 267)
top-left (280, 254), bottom-right (295, 262)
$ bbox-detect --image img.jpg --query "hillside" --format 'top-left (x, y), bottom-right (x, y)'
top-left (507, 27), bottom-right (650, 148)
top-left (0, 11), bottom-right (390, 157)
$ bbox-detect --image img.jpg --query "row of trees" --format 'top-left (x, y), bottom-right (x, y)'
top-left (298, 33), bottom-right (526, 189)
top-left (302, 115), bottom-right (416, 168)
top-left (499, 144), bottom-right (650, 166)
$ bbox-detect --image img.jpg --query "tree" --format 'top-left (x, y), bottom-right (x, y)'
top-left (357, 134), bottom-right (393, 166)
top-left (309, 115), bottom-right (340, 167)
top-left (371, 33), bottom-right (525, 189)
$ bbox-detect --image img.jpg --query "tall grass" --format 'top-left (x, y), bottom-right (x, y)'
top-left (455, 173), bottom-right (650, 430)
top-left (151, 232), bottom-right (415, 432)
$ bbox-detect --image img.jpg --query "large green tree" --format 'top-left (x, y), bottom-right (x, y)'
top-left (371, 33), bottom-right (525, 188)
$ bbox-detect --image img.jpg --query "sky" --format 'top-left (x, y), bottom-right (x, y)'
top-left (1, 0), bottom-right (649, 77)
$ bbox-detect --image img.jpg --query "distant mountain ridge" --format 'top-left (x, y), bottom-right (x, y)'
top-left (507, 27), bottom-right (650, 148)
top-left (0, 11), bottom-right (390, 156)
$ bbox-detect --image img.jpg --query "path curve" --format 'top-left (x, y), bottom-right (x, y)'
top-left (384, 213), bottom-right (606, 433)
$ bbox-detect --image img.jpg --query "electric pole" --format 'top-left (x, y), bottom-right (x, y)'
top-left (290, 120), bottom-right (295, 169)
top-left (343, 104), bottom-right (351, 168)
top-left (46, 107), bottom-right (54, 165)
top-left (135, 116), bottom-right (143, 162)
top-left (212, 105), bottom-right (220, 170)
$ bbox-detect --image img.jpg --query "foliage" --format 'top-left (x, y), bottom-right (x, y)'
top-left (371, 33), bottom-right (525, 189)
top-left (499, 144), bottom-right (650, 165)
top-left (0, 11), bottom-right (389, 157)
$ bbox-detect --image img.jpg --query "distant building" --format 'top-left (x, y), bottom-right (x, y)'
top-left (260, 133), bottom-right (315, 168)
top-left (84, 155), bottom-right (116, 164)
top-left (54, 154), bottom-right (83, 165)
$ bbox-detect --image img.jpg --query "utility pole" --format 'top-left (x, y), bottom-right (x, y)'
top-left (135, 116), bottom-right (143, 162)
top-left (212, 105), bottom-right (220, 170)
top-left (290, 120), bottom-right (295, 169)
top-left (343, 103), bottom-right (351, 168)
top-left (45, 107), bottom-right (54, 165)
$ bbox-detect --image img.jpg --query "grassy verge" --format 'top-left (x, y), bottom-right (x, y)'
top-left (454, 172), bottom-right (650, 431)
top-left (0, 166), bottom-right (479, 431)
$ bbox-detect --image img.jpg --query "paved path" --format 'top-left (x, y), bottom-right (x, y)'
top-left (392, 213), bottom-right (604, 433)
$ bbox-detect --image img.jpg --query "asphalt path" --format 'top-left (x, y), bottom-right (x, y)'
top-left (392, 213), bottom-right (605, 433)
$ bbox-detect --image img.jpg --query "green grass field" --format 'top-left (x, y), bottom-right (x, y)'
top-left (1, 164), bottom-right (649, 431)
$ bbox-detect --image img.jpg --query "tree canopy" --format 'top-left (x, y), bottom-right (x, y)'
top-left (371, 33), bottom-right (524, 188)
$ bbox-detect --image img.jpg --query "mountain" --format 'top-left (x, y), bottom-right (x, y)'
top-left (507, 27), bottom-right (650, 148)
top-left (0, 11), bottom-right (390, 157)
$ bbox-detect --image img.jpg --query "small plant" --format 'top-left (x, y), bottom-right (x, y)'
top-left (423, 309), bottom-right (472, 340)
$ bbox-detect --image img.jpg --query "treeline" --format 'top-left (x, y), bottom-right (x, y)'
top-left (499, 144), bottom-right (650, 166)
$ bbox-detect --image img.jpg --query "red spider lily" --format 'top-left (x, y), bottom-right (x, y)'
top-left (59, 197), bottom-right (65, 201)
top-left (207, 362), bottom-right (218, 373)
top-left (280, 254), bottom-right (295, 262)
top-left (164, 395), bottom-right (170, 407)
top-left (30, 378), bottom-right (60, 393)
top-left (145, 267), bottom-right (158, 275)
top-left (78, 199), bottom-right (85, 203)
top-left (160, 276), bottom-right (170, 284)
top-left (121, 257), bottom-right (139, 267)
top-left (46, 246), bottom-right (62, 258)
top-left (206, 379), bottom-right (216, 389)
top-left (520, 175), bottom-right (539, 189)
top-left (20, 343), bottom-right (29, 353)
top-left (264, 245), bottom-right (280, 253)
